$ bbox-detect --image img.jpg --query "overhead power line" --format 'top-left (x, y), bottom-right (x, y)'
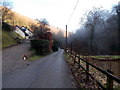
top-left (67, 0), bottom-right (79, 25)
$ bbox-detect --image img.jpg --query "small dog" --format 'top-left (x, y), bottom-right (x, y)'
top-left (23, 55), bottom-right (27, 60)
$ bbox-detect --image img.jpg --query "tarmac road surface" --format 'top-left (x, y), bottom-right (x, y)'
top-left (3, 49), bottom-right (75, 88)
top-left (2, 43), bottom-right (31, 74)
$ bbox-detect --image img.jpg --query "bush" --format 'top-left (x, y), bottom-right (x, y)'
top-left (2, 22), bottom-right (12, 31)
top-left (30, 39), bottom-right (50, 55)
top-left (52, 40), bottom-right (60, 52)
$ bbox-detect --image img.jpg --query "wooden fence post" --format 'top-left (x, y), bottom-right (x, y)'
top-left (74, 54), bottom-right (76, 64)
top-left (71, 52), bottom-right (73, 63)
top-left (78, 57), bottom-right (80, 69)
top-left (70, 51), bottom-right (72, 57)
top-left (106, 69), bottom-right (113, 90)
top-left (86, 63), bottom-right (89, 81)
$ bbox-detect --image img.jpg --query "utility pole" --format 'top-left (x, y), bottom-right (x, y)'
top-left (71, 43), bottom-right (72, 52)
top-left (66, 25), bottom-right (67, 51)
top-left (70, 32), bottom-right (72, 52)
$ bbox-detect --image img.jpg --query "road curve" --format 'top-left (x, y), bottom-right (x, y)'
top-left (3, 49), bottom-right (75, 88)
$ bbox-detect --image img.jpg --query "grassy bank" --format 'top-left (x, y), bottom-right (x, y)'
top-left (2, 30), bottom-right (17, 48)
top-left (10, 31), bottom-right (24, 39)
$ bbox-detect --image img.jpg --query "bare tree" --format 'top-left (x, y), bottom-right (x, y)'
top-left (40, 18), bottom-right (49, 26)
top-left (0, 0), bottom-right (13, 22)
top-left (116, 2), bottom-right (120, 53)
top-left (36, 18), bottom-right (50, 32)
top-left (32, 18), bottom-right (50, 39)
top-left (85, 7), bottom-right (103, 54)
top-left (29, 24), bottom-right (38, 31)
top-left (66, 4), bottom-right (119, 55)
top-left (53, 30), bottom-right (65, 48)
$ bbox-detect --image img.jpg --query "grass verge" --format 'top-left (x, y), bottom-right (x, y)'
top-left (28, 50), bottom-right (51, 61)
top-left (91, 55), bottom-right (120, 59)
top-left (28, 54), bottom-right (42, 61)
top-left (2, 30), bottom-right (17, 48)
top-left (65, 52), bottom-right (103, 89)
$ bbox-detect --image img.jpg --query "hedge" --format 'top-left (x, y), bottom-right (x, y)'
top-left (30, 39), bottom-right (50, 55)
top-left (52, 40), bottom-right (60, 52)
top-left (2, 22), bottom-right (12, 31)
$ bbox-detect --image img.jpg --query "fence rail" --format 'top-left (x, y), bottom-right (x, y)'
top-left (67, 50), bottom-right (120, 90)
top-left (93, 58), bottom-right (120, 61)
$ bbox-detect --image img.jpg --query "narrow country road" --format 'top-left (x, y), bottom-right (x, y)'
top-left (3, 49), bottom-right (75, 88)
top-left (2, 43), bottom-right (31, 74)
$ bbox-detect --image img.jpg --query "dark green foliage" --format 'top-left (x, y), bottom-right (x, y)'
top-left (2, 22), bottom-right (12, 31)
top-left (52, 40), bottom-right (60, 52)
top-left (30, 39), bottom-right (50, 55)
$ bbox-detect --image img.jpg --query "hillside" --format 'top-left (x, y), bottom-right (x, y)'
top-left (1, 7), bottom-right (65, 48)
top-left (47, 25), bottom-right (60, 34)
top-left (12, 12), bottom-right (64, 34)
top-left (2, 8), bottom-right (39, 31)
top-left (1, 7), bottom-right (62, 33)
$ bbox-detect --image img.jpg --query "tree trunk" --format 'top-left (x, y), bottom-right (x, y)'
top-left (90, 26), bottom-right (94, 55)
top-left (117, 7), bottom-right (120, 54)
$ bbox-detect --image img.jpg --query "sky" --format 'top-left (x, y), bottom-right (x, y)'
top-left (12, 0), bottom-right (120, 32)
